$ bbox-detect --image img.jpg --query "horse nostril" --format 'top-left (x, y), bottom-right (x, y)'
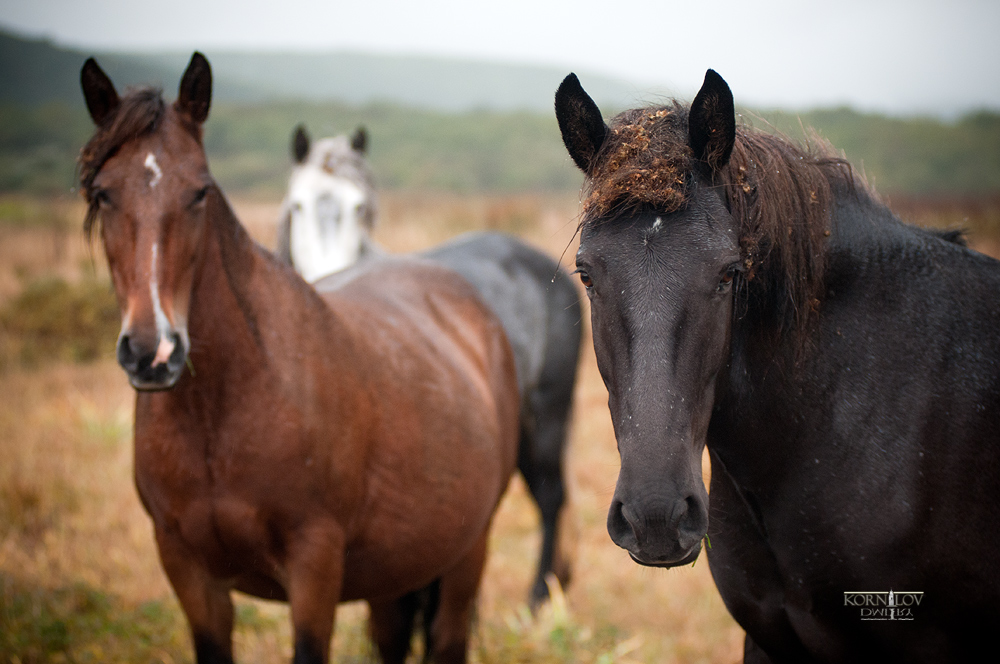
top-left (678, 494), bottom-right (708, 540)
top-left (608, 499), bottom-right (643, 547)
top-left (117, 334), bottom-right (137, 369)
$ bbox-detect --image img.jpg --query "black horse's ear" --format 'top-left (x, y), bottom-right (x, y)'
top-left (293, 124), bottom-right (310, 163)
top-left (81, 57), bottom-right (120, 126)
top-left (351, 126), bottom-right (367, 154)
top-left (688, 69), bottom-right (735, 171)
top-left (176, 52), bottom-right (212, 124)
top-left (555, 73), bottom-right (608, 174)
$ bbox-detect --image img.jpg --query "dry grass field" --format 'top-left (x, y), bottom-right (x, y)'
top-left (2, 189), bottom-right (997, 663)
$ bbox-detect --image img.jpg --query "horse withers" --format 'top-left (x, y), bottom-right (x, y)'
top-left (556, 70), bottom-right (1000, 661)
top-left (79, 52), bottom-right (519, 664)
top-left (276, 124), bottom-right (582, 607)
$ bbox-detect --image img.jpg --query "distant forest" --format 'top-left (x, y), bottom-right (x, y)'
top-left (2, 29), bottom-right (998, 199)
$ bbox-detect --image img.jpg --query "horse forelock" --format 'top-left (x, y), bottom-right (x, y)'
top-left (307, 137), bottom-right (376, 190)
top-left (79, 87), bottom-right (168, 240)
top-left (581, 100), bottom-right (864, 344)
top-left (582, 102), bottom-right (692, 219)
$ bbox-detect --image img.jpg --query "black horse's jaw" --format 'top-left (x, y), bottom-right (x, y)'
top-left (626, 543), bottom-right (702, 569)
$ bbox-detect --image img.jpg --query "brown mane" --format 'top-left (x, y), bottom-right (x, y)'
top-left (584, 104), bottom-right (862, 338)
top-left (79, 88), bottom-right (167, 239)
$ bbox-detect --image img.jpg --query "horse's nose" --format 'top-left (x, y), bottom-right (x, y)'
top-left (607, 494), bottom-right (707, 565)
top-left (117, 331), bottom-right (185, 389)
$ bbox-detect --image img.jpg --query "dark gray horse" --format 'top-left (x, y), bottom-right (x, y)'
top-left (277, 125), bottom-right (582, 607)
top-left (557, 69), bottom-right (1000, 661)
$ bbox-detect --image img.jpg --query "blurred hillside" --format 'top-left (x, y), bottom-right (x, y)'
top-left (2, 28), bottom-right (998, 198)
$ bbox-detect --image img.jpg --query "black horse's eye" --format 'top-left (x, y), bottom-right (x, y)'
top-left (717, 265), bottom-right (739, 292)
top-left (574, 268), bottom-right (593, 289)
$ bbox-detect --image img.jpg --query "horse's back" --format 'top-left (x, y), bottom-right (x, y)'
top-left (422, 231), bottom-right (582, 395)
top-left (316, 254), bottom-right (519, 431)
top-left (313, 256), bottom-right (520, 598)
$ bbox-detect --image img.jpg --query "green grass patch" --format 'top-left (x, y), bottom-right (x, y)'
top-left (0, 576), bottom-right (188, 663)
top-left (0, 276), bottom-right (119, 370)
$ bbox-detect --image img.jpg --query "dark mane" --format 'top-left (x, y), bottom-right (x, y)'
top-left (79, 87), bottom-right (167, 239)
top-left (583, 103), bottom-right (862, 341)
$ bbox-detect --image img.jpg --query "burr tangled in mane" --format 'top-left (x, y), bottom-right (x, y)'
top-left (582, 104), bottom-right (691, 217)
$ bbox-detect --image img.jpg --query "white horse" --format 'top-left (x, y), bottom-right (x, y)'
top-left (276, 126), bottom-right (379, 281)
top-left (276, 124), bottom-right (583, 607)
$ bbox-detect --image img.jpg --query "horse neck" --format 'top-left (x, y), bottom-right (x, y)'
top-left (712, 184), bottom-right (925, 486)
top-left (186, 187), bottom-right (340, 388)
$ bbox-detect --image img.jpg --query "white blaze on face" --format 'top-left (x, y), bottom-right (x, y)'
top-left (144, 152), bottom-right (163, 189)
top-left (286, 168), bottom-right (369, 282)
top-left (149, 242), bottom-right (176, 367)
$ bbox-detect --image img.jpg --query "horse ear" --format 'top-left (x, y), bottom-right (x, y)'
top-left (293, 124), bottom-right (310, 163)
top-left (555, 73), bottom-right (608, 174)
top-left (176, 51), bottom-right (212, 124)
top-left (351, 126), bottom-right (367, 154)
top-left (80, 57), bottom-right (120, 126)
top-left (688, 69), bottom-right (735, 171)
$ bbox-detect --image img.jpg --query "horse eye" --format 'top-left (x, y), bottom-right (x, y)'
top-left (191, 186), bottom-right (209, 206)
top-left (93, 189), bottom-right (110, 207)
top-left (574, 269), bottom-right (593, 289)
top-left (717, 266), bottom-right (739, 292)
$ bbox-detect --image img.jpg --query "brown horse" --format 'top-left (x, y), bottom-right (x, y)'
top-left (78, 52), bottom-right (519, 664)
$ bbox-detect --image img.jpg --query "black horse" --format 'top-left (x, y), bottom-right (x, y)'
top-left (556, 69), bottom-right (1000, 661)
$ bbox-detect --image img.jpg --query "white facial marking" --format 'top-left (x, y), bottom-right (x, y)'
top-left (144, 152), bottom-right (163, 189)
top-left (287, 172), bottom-right (369, 282)
top-left (149, 242), bottom-right (175, 367)
top-left (651, 217), bottom-right (663, 231)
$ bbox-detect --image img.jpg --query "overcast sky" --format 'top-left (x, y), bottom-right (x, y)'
top-left (3, 0), bottom-right (998, 117)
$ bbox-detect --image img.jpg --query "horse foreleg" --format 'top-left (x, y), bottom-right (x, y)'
top-left (368, 590), bottom-right (422, 664)
top-left (426, 532), bottom-right (489, 664)
top-left (154, 527), bottom-right (235, 664)
top-left (286, 524), bottom-right (346, 664)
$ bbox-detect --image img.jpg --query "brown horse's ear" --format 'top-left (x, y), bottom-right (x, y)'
top-left (351, 126), bottom-right (367, 154)
top-left (81, 57), bottom-right (120, 126)
top-left (689, 69), bottom-right (735, 171)
top-left (555, 73), bottom-right (608, 174)
top-left (176, 52), bottom-right (212, 124)
top-left (293, 124), bottom-right (310, 163)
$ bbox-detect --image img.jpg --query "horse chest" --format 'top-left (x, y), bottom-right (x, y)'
top-left (133, 404), bottom-right (360, 579)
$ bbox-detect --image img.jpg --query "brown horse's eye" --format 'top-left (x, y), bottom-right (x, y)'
top-left (575, 269), bottom-right (593, 289)
top-left (191, 186), bottom-right (209, 206)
